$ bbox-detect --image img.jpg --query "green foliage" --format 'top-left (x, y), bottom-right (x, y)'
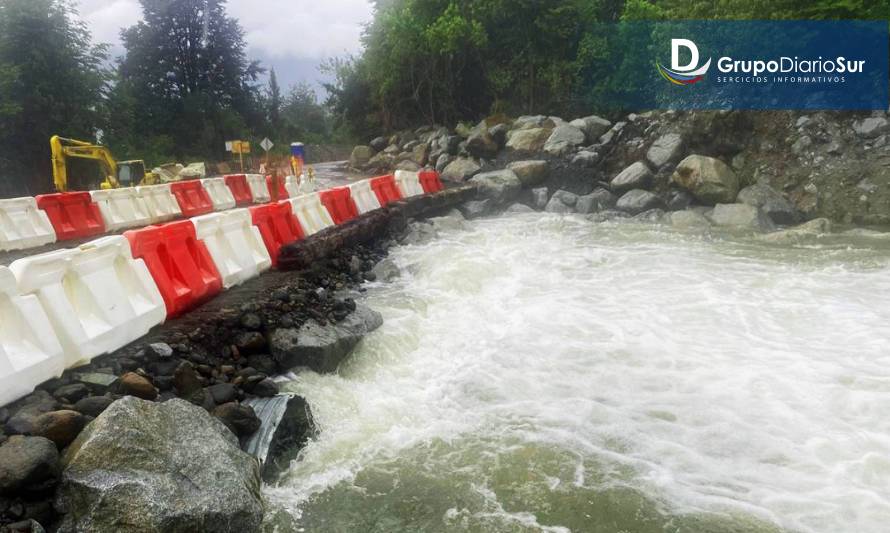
top-left (0, 0), bottom-right (108, 194)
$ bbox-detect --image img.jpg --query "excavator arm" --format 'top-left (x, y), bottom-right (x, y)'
top-left (50, 135), bottom-right (119, 192)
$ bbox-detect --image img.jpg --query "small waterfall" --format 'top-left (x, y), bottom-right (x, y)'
top-left (242, 394), bottom-right (292, 465)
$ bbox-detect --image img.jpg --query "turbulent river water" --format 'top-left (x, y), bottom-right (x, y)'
top-left (266, 212), bottom-right (890, 533)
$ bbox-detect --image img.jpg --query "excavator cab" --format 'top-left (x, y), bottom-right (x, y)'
top-left (117, 160), bottom-right (147, 188)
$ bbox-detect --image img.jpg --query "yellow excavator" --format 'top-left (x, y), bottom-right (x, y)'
top-left (50, 135), bottom-right (159, 192)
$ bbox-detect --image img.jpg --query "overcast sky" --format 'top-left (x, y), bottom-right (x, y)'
top-left (76, 0), bottom-right (374, 95)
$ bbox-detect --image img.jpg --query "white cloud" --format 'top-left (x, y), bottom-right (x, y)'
top-left (76, 0), bottom-right (372, 60)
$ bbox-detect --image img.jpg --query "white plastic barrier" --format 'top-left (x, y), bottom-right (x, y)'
top-left (0, 266), bottom-right (65, 407)
top-left (9, 236), bottom-right (166, 368)
top-left (285, 175), bottom-right (317, 197)
top-left (90, 188), bottom-right (153, 232)
top-left (246, 174), bottom-right (271, 204)
top-left (0, 197), bottom-right (57, 251)
top-left (191, 209), bottom-right (271, 288)
top-left (348, 179), bottom-right (382, 214)
top-left (136, 184), bottom-right (182, 223)
top-left (394, 170), bottom-right (425, 198)
top-left (200, 177), bottom-right (237, 211)
top-left (288, 193), bottom-right (335, 236)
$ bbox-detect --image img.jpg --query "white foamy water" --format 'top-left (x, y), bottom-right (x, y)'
top-left (267, 214), bottom-right (890, 533)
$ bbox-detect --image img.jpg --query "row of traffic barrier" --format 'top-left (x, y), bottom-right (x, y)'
top-left (0, 170), bottom-right (445, 407)
top-left (0, 173), bottom-right (317, 252)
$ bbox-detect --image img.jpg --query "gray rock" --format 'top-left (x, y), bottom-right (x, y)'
top-left (435, 153), bottom-right (454, 174)
top-left (759, 218), bottom-right (831, 244)
top-left (383, 144), bottom-right (400, 154)
top-left (53, 384), bottom-right (90, 404)
top-left (666, 190), bottom-right (694, 211)
top-left (366, 151), bottom-right (395, 172)
top-left (671, 155), bottom-right (739, 205)
top-left (403, 140), bottom-right (420, 152)
top-left (670, 209), bottom-right (711, 229)
top-left (458, 199), bottom-right (492, 219)
top-left (489, 124), bottom-right (509, 146)
top-left (270, 305), bottom-right (383, 373)
top-left (736, 183), bottom-right (799, 225)
top-left (586, 209), bottom-right (630, 222)
top-left (506, 160), bottom-right (548, 188)
top-left (853, 117), bottom-right (890, 139)
top-left (598, 121), bottom-right (626, 145)
top-left (506, 127), bottom-right (552, 152)
top-left (708, 203), bottom-right (776, 232)
top-left (395, 159), bottom-right (421, 172)
top-left (411, 142), bottom-right (430, 166)
top-left (792, 135), bottom-right (813, 155)
top-left (0, 435), bottom-right (58, 495)
top-left (146, 342), bottom-right (174, 359)
top-left (369, 137), bottom-right (387, 152)
top-left (611, 162), bottom-right (653, 194)
top-left (57, 397), bottom-right (262, 533)
top-left (207, 383), bottom-right (237, 405)
top-left (73, 396), bottom-right (114, 418)
top-left (428, 210), bottom-right (468, 232)
top-left (400, 221), bottom-right (438, 245)
top-left (349, 145), bottom-right (374, 169)
top-left (441, 157), bottom-right (481, 183)
top-left (545, 189), bottom-right (579, 214)
top-left (371, 258), bottom-right (400, 282)
top-left (575, 189), bottom-right (617, 214)
top-left (512, 115), bottom-right (551, 130)
top-left (572, 150), bottom-right (599, 167)
top-left (505, 203), bottom-right (535, 214)
top-left (531, 188), bottom-right (549, 210)
top-left (466, 129), bottom-right (499, 158)
top-left (634, 208), bottom-right (667, 223)
top-left (469, 169), bottom-right (522, 205)
top-left (646, 133), bottom-right (684, 168)
top-left (570, 115), bottom-right (612, 142)
top-left (543, 124), bottom-right (586, 155)
top-left (616, 189), bottom-right (665, 215)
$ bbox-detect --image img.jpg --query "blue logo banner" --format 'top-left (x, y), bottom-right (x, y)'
top-left (588, 21), bottom-right (888, 110)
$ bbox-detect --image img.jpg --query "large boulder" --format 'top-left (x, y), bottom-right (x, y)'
top-left (469, 169), bottom-right (522, 205)
top-left (512, 115), bottom-right (554, 130)
top-left (410, 142), bottom-right (430, 166)
top-left (736, 183), bottom-right (799, 225)
top-left (506, 160), bottom-right (548, 188)
top-left (610, 162), bottom-right (653, 194)
top-left (366, 151), bottom-right (395, 172)
top-left (441, 158), bottom-right (481, 183)
top-left (616, 189), bottom-right (665, 215)
top-left (646, 133), bottom-right (684, 168)
top-left (466, 129), bottom-right (499, 158)
top-left (544, 190), bottom-right (578, 213)
top-left (707, 204), bottom-right (776, 232)
top-left (349, 145), bottom-right (374, 169)
top-left (852, 117), bottom-right (889, 139)
top-left (0, 436), bottom-right (59, 496)
top-left (270, 305), bottom-right (383, 373)
top-left (506, 128), bottom-right (552, 152)
top-left (543, 124), bottom-right (586, 155)
top-left (759, 218), bottom-right (831, 244)
top-left (56, 397), bottom-right (263, 533)
top-left (569, 115), bottom-right (612, 143)
top-left (671, 155), bottom-right (739, 205)
top-left (575, 189), bottom-right (617, 214)
top-left (369, 136), bottom-right (387, 152)
top-left (670, 209), bottom-right (711, 229)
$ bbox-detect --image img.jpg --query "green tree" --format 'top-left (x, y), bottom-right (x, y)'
top-left (111, 0), bottom-right (263, 163)
top-left (267, 68), bottom-right (283, 135)
top-left (0, 0), bottom-right (108, 194)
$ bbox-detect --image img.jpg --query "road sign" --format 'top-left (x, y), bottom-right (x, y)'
top-left (229, 140), bottom-right (250, 154)
top-left (260, 138), bottom-right (274, 152)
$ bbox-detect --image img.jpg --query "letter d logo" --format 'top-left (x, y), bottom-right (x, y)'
top-left (670, 39), bottom-right (711, 76)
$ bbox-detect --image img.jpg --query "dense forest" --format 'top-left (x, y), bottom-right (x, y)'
top-left (0, 0), bottom-right (887, 194)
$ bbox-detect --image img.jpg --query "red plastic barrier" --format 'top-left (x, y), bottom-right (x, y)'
top-left (319, 187), bottom-right (359, 225)
top-left (419, 170), bottom-right (444, 193)
top-left (124, 221), bottom-right (222, 318)
top-left (170, 180), bottom-right (213, 217)
top-left (369, 175), bottom-right (403, 206)
top-left (249, 202), bottom-right (305, 267)
top-left (265, 175), bottom-right (289, 201)
top-left (224, 174), bottom-right (253, 206)
top-left (35, 192), bottom-right (105, 241)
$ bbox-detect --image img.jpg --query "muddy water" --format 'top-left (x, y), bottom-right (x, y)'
top-left (267, 213), bottom-right (890, 533)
